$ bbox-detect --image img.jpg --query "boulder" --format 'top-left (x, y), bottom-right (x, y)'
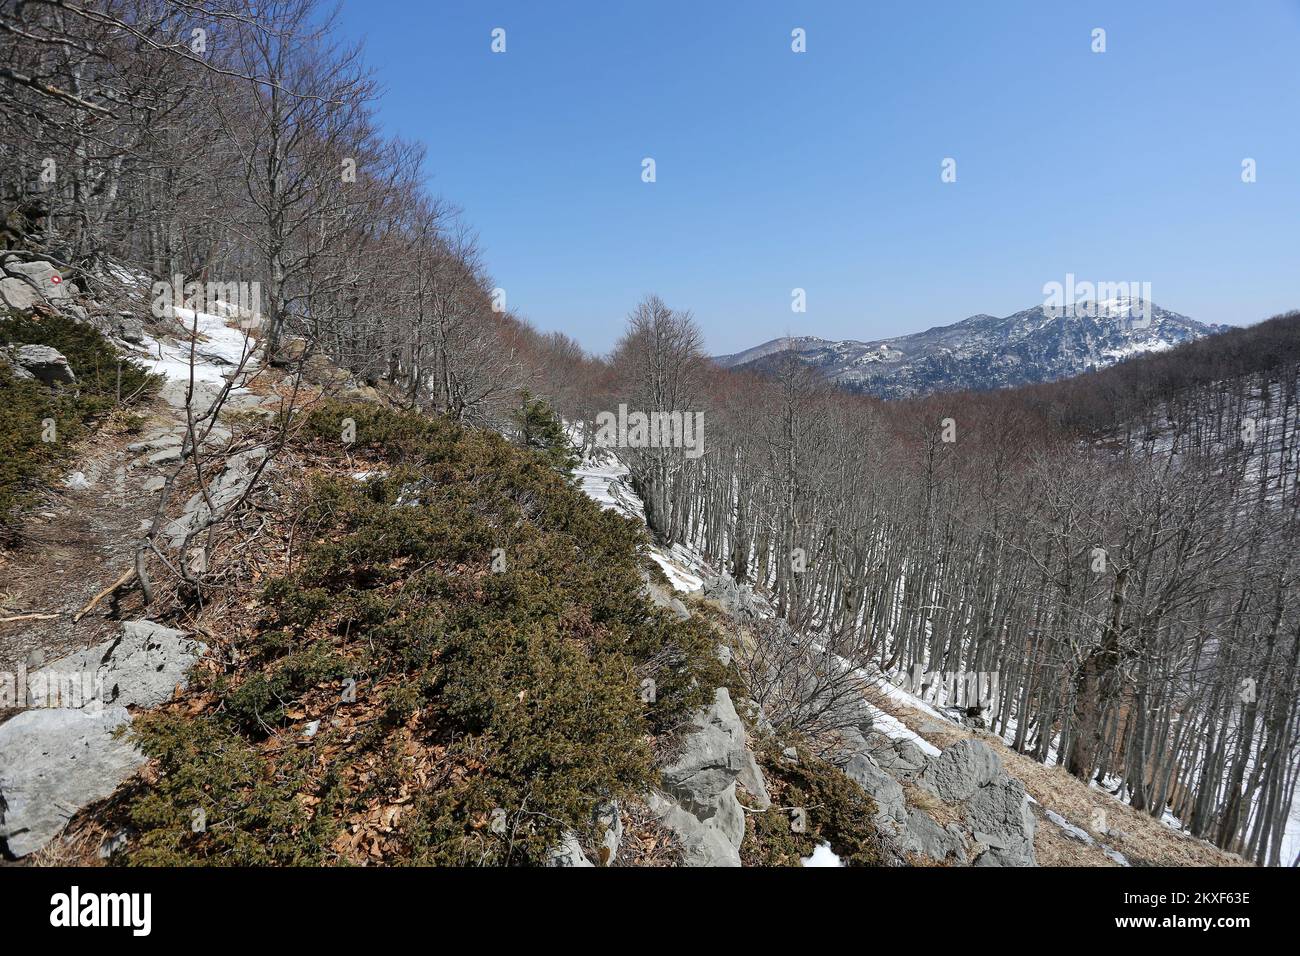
top-left (117, 315), bottom-right (145, 344)
top-left (845, 751), bottom-right (908, 828)
top-left (0, 276), bottom-right (41, 314)
top-left (917, 738), bottom-right (1003, 803)
top-left (10, 344), bottom-right (75, 385)
top-left (27, 620), bottom-right (207, 710)
top-left (4, 259), bottom-right (70, 300)
top-left (0, 706), bottom-right (146, 858)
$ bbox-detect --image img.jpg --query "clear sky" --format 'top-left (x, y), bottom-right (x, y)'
top-left (335, 0), bottom-right (1300, 355)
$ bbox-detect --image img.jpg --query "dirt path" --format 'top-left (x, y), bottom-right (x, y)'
top-left (0, 398), bottom-right (179, 669)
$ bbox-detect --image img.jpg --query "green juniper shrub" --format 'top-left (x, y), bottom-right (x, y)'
top-left (0, 311), bottom-right (155, 524)
top-left (510, 388), bottom-right (578, 475)
top-left (742, 743), bottom-right (889, 867)
top-left (121, 400), bottom-right (721, 865)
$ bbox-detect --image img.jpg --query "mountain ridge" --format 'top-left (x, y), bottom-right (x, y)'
top-left (714, 300), bottom-right (1229, 399)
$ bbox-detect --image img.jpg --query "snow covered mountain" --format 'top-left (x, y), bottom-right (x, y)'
top-left (714, 299), bottom-right (1227, 399)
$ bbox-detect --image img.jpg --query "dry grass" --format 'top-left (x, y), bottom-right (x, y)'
top-left (28, 827), bottom-right (102, 867)
top-left (902, 781), bottom-right (963, 828)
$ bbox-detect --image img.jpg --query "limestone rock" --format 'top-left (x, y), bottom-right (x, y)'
top-left (0, 706), bottom-right (146, 858)
top-left (5, 259), bottom-right (70, 300)
top-left (845, 751), bottom-right (908, 827)
top-left (11, 344), bottom-right (74, 385)
top-left (646, 791), bottom-right (741, 867)
top-left (0, 276), bottom-right (41, 314)
top-left (917, 738), bottom-right (1003, 803)
top-left (28, 620), bottom-right (207, 710)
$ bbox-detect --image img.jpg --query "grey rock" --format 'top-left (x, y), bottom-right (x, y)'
top-left (141, 475), bottom-right (166, 493)
top-left (661, 687), bottom-right (747, 818)
top-left (736, 748), bottom-right (771, 811)
top-left (845, 751), bottom-right (908, 827)
top-left (97, 828), bottom-right (132, 860)
top-left (711, 783), bottom-right (746, 849)
top-left (147, 446), bottom-right (183, 465)
top-left (918, 738), bottom-right (1003, 803)
top-left (866, 733), bottom-right (929, 782)
top-left (0, 276), bottom-right (42, 313)
top-left (642, 576), bottom-right (689, 620)
top-left (651, 686), bottom-right (766, 864)
top-left (164, 446), bottom-right (267, 548)
top-left (0, 706), bottom-right (146, 858)
top-left (544, 831), bottom-right (594, 867)
top-left (5, 259), bottom-right (70, 300)
top-left (594, 801), bottom-right (622, 865)
top-left (901, 808), bottom-right (969, 863)
top-left (11, 344), bottom-right (75, 385)
top-left (962, 771), bottom-right (1036, 867)
top-left (28, 620), bottom-right (207, 710)
top-left (646, 791), bottom-right (741, 867)
top-left (0, 349), bottom-right (36, 380)
top-left (117, 316), bottom-right (145, 344)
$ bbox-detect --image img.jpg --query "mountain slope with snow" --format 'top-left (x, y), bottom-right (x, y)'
top-left (716, 300), bottom-right (1227, 399)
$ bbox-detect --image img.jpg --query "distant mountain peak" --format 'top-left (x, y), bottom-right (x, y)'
top-left (713, 301), bottom-right (1225, 399)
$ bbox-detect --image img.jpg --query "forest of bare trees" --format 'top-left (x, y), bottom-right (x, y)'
top-left (602, 303), bottom-right (1300, 867)
top-left (0, 0), bottom-right (601, 427)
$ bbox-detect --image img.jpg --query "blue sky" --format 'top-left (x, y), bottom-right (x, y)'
top-left (336, 0), bottom-right (1300, 355)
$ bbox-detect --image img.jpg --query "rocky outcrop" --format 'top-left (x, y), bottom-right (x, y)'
top-left (0, 706), bottom-right (145, 858)
top-left (0, 620), bottom-right (207, 858)
top-left (912, 739), bottom-right (1036, 867)
top-left (650, 687), bottom-right (768, 866)
top-left (164, 446), bottom-right (268, 548)
top-left (7, 344), bottom-right (75, 385)
top-left (26, 620), bottom-right (207, 710)
top-left (840, 735), bottom-right (1035, 866)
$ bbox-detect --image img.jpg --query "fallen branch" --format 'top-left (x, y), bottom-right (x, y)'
top-left (72, 567), bottom-right (136, 623)
top-left (0, 612), bottom-right (61, 623)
